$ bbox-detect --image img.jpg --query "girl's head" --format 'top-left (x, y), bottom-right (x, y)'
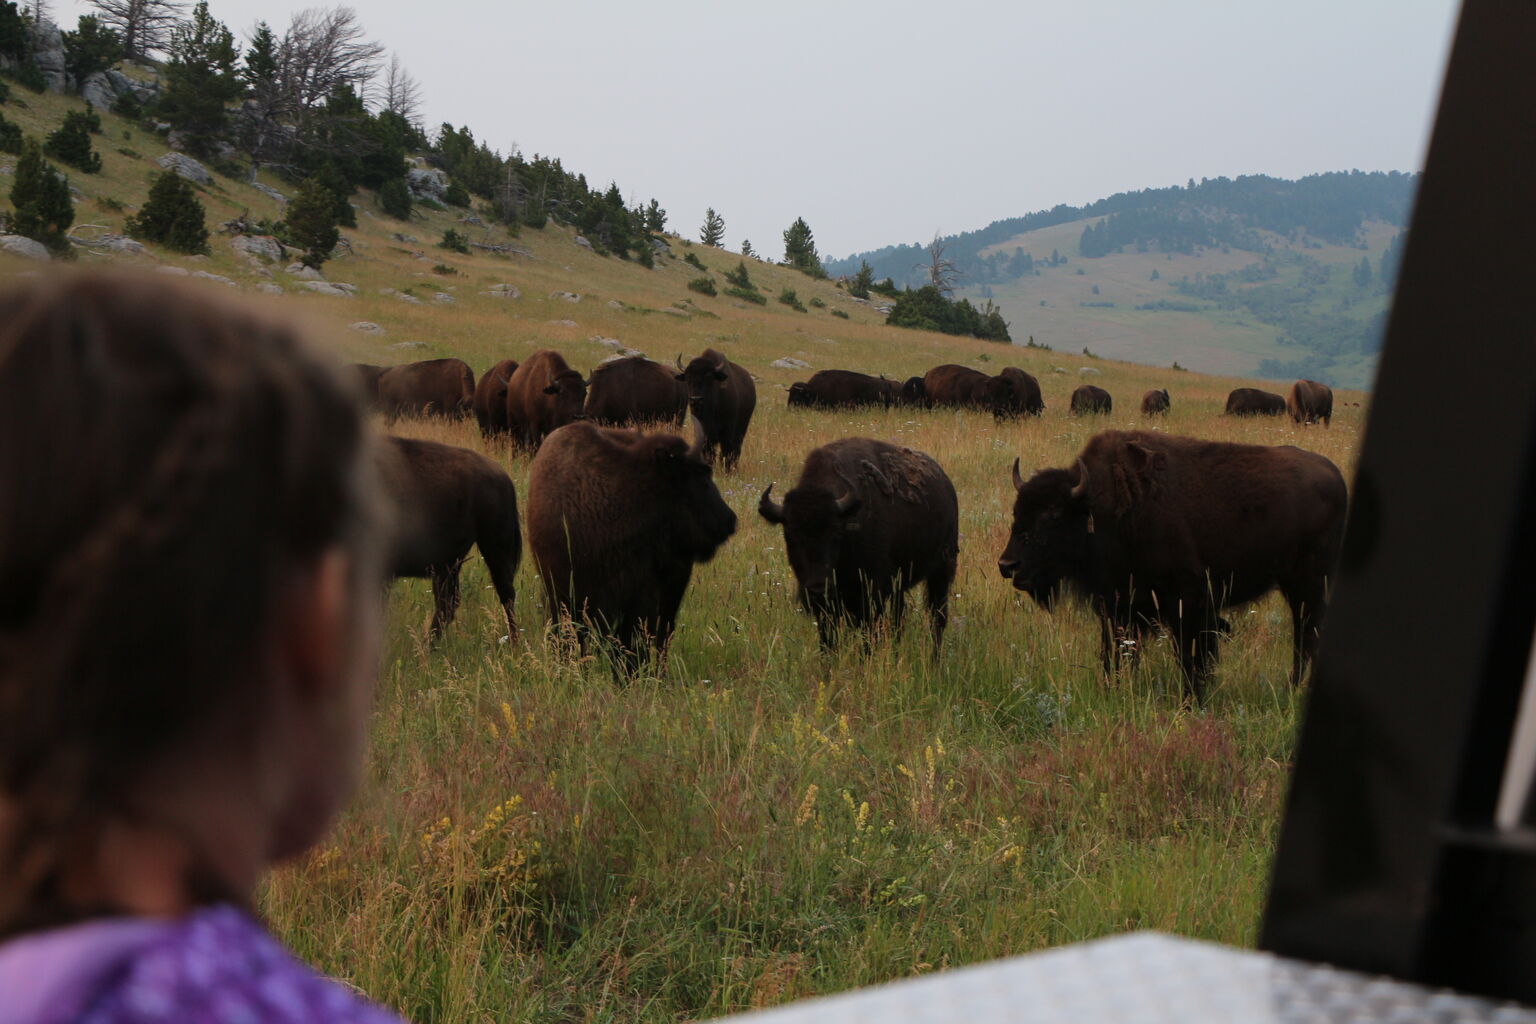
top-left (0, 271), bottom-right (387, 934)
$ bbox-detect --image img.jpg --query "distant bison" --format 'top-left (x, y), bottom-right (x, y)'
top-left (759, 438), bottom-right (958, 652)
top-left (998, 430), bottom-right (1347, 703)
top-left (901, 376), bottom-right (928, 407)
top-left (375, 358), bottom-right (475, 422)
top-left (1224, 387), bottom-right (1287, 416)
top-left (505, 349), bottom-right (587, 450)
top-left (786, 369), bottom-right (898, 410)
top-left (527, 421), bottom-right (737, 667)
top-left (1141, 388), bottom-right (1170, 415)
top-left (585, 355), bottom-right (687, 427)
top-left (986, 367), bottom-right (1045, 419)
top-left (1070, 384), bottom-right (1113, 415)
top-left (377, 436), bottom-right (521, 641)
top-left (472, 358), bottom-right (518, 437)
top-left (922, 364), bottom-right (992, 410)
top-left (676, 348), bottom-right (756, 470)
top-left (1288, 379), bottom-right (1334, 426)
top-left (352, 363), bottom-right (387, 404)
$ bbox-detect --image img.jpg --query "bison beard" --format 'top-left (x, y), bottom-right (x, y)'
top-left (997, 430), bottom-right (1347, 704)
top-left (759, 438), bottom-right (959, 654)
top-left (527, 420), bottom-right (737, 672)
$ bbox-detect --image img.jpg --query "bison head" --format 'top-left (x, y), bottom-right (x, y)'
top-left (676, 351), bottom-right (729, 413)
top-left (901, 377), bottom-right (927, 406)
top-left (542, 368), bottom-right (589, 426)
top-left (997, 456), bottom-right (1095, 610)
top-left (759, 480), bottom-right (861, 614)
top-left (648, 430), bottom-right (736, 562)
top-left (983, 374), bottom-right (1022, 419)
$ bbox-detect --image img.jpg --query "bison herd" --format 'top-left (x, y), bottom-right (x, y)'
top-left (357, 350), bottom-right (1346, 702)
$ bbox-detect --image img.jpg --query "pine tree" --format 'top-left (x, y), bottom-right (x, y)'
top-left (643, 198), bottom-right (665, 232)
top-left (8, 138), bottom-right (74, 252)
top-left (782, 216), bottom-right (824, 277)
top-left (314, 160), bottom-right (356, 228)
top-left (125, 170), bottom-right (208, 253)
top-left (61, 14), bottom-right (122, 83)
top-left (287, 177), bottom-right (339, 268)
top-left (158, 0), bottom-right (240, 158)
top-left (849, 260), bottom-right (874, 299)
top-left (0, 111), bottom-right (22, 154)
top-left (699, 206), bottom-right (724, 247)
top-left (740, 238), bottom-right (754, 259)
top-left (378, 176), bottom-right (411, 220)
top-left (238, 20), bottom-right (282, 170)
top-left (44, 112), bottom-right (101, 172)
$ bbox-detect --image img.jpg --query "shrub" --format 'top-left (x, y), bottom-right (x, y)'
top-left (830, 308), bottom-right (849, 319)
top-left (438, 228), bottom-right (469, 254)
top-left (683, 251), bottom-right (706, 272)
top-left (724, 285), bottom-right (766, 305)
top-left (723, 260), bottom-right (753, 289)
top-left (9, 139), bottom-right (74, 253)
top-left (71, 107), bottom-right (103, 135)
top-left (0, 78), bottom-right (9, 105)
top-left (109, 91), bottom-right (141, 120)
top-left (0, 111), bottom-right (19, 155)
top-left (95, 195), bottom-right (124, 212)
top-left (44, 117), bottom-right (101, 173)
top-left (635, 242), bottom-right (654, 268)
top-left (125, 171), bottom-right (209, 254)
top-left (431, 263), bottom-right (456, 276)
top-left (378, 177), bottom-right (412, 220)
top-left (285, 178), bottom-right (340, 269)
top-left (687, 276), bottom-right (716, 296)
top-left (12, 60), bottom-right (46, 93)
top-left (444, 180), bottom-right (470, 207)
top-left (778, 288), bottom-right (806, 312)
top-left (809, 296), bottom-right (825, 308)
top-left (870, 277), bottom-right (900, 298)
top-left (115, 147), bottom-right (140, 159)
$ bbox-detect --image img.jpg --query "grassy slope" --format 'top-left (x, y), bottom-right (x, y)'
top-left (4, 90), bottom-right (1368, 1022)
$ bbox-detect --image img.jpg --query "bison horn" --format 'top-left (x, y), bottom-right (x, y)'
top-left (675, 353), bottom-right (686, 372)
top-left (834, 490), bottom-right (859, 515)
top-left (1070, 457), bottom-right (1090, 499)
top-left (1011, 457), bottom-right (1025, 492)
top-left (710, 352), bottom-right (726, 371)
top-left (759, 484), bottom-right (786, 523)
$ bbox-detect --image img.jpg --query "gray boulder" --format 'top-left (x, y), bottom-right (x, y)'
top-left (432, 292), bottom-right (455, 304)
top-left (771, 357), bottom-right (811, 370)
top-left (350, 321), bottom-right (385, 334)
top-left (79, 72), bottom-right (119, 111)
top-left (191, 270), bottom-right (238, 288)
top-left (297, 281), bottom-right (355, 298)
top-left (252, 182), bottom-right (287, 204)
top-left (254, 282), bottom-right (284, 295)
top-left (157, 153), bottom-right (212, 186)
top-left (29, 22), bottom-right (66, 92)
top-left (482, 284), bottom-right (521, 299)
top-left (285, 262), bottom-right (324, 280)
top-left (0, 235), bottom-right (50, 260)
top-left (573, 235), bottom-right (593, 250)
top-left (406, 167), bottom-right (448, 201)
top-left (230, 235), bottom-right (285, 263)
top-left (549, 290), bottom-right (581, 303)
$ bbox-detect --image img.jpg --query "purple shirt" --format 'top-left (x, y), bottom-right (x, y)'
top-left (0, 906), bottom-right (406, 1024)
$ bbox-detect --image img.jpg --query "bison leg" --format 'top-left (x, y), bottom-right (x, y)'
top-left (1281, 578), bottom-right (1328, 686)
top-left (925, 570), bottom-right (952, 655)
top-left (428, 558), bottom-right (467, 641)
top-left (1171, 603), bottom-right (1222, 705)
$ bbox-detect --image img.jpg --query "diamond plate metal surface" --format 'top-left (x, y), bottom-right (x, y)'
top-left (714, 933), bottom-right (1536, 1023)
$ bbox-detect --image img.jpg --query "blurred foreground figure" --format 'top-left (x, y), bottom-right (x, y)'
top-left (0, 272), bottom-right (406, 1023)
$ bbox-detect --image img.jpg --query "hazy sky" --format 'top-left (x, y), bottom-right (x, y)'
top-left (67, 0), bottom-right (1461, 258)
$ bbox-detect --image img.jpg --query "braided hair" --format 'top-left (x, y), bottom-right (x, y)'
top-left (0, 271), bottom-right (385, 936)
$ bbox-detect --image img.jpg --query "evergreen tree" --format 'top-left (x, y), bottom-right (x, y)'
top-left (8, 138), bottom-right (73, 252)
top-left (699, 206), bottom-right (724, 247)
top-left (286, 177), bottom-right (339, 268)
top-left (62, 14), bottom-right (122, 83)
top-left (782, 216), bottom-right (824, 277)
top-left (158, 1), bottom-right (240, 157)
top-left (378, 176), bottom-right (411, 220)
top-left (125, 170), bottom-right (208, 253)
top-left (740, 238), bottom-right (754, 259)
top-left (238, 20), bottom-right (283, 169)
top-left (313, 159), bottom-right (356, 228)
top-left (0, 111), bottom-right (21, 154)
top-left (444, 180), bottom-right (469, 207)
top-left (644, 198), bottom-right (665, 232)
top-left (849, 260), bottom-right (874, 299)
top-left (43, 111), bottom-right (102, 172)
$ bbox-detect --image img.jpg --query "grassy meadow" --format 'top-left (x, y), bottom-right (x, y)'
top-left (1, 90), bottom-right (1368, 1022)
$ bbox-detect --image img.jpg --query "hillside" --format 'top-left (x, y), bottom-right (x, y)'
top-left (828, 173), bottom-right (1414, 390)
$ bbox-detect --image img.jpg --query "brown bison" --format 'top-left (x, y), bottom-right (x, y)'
top-left (901, 376), bottom-right (928, 407)
top-left (585, 355), bottom-right (687, 426)
top-left (997, 430), bottom-right (1347, 703)
top-left (352, 363), bottom-right (387, 404)
top-left (759, 438), bottom-right (958, 652)
top-left (986, 367), bottom-right (1046, 419)
top-left (505, 349), bottom-right (588, 450)
top-left (527, 421), bottom-right (737, 668)
top-left (472, 358), bottom-right (518, 437)
top-left (675, 348), bottom-right (756, 470)
top-left (375, 358), bottom-right (475, 422)
top-left (377, 436), bottom-right (521, 641)
top-left (786, 369), bottom-right (898, 410)
top-left (1225, 387), bottom-right (1287, 416)
top-left (1070, 384), bottom-right (1113, 415)
top-left (1288, 379), bottom-right (1334, 426)
top-left (922, 364), bottom-right (992, 409)
top-left (1141, 388), bottom-right (1171, 415)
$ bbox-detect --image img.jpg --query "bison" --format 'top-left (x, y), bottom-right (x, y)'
top-left (786, 369), bottom-right (898, 410)
top-left (1224, 387), bottom-right (1287, 416)
top-left (375, 358), bottom-right (475, 422)
top-left (922, 364), bottom-right (993, 409)
top-left (997, 430), bottom-right (1347, 703)
top-left (986, 367), bottom-right (1046, 419)
top-left (675, 348), bottom-right (756, 470)
top-left (352, 363), bottom-right (387, 404)
top-left (1141, 388), bottom-right (1170, 415)
top-left (527, 421), bottom-right (737, 668)
top-left (472, 358), bottom-right (518, 437)
top-left (585, 355), bottom-right (687, 427)
top-left (1070, 384), bottom-right (1113, 415)
top-left (505, 349), bottom-right (588, 450)
top-left (377, 436), bottom-right (521, 641)
top-left (901, 376), bottom-right (928, 407)
top-left (1288, 379), bottom-right (1334, 426)
top-left (759, 438), bottom-right (958, 653)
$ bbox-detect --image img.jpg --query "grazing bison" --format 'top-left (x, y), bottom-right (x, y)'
top-left (787, 369), bottom-right (898, 410)
top-left (1141, 388), bottom-right (1171, 415)
top-left (585, 355), bottom-right (687, 426)
top-left (675, 348), bottom-right (756, 470)
top-left (1224, 387), bottom-right (1287, 416)
top-left (375, 358), bottom-right (475, 422)
top-left (352, 363), bottom-right (387, 404)
top-left (1070, 384), bottom-right (1113, 415)
top-left (997, 430), bottom-right (1347, 703)
top-left (922, 364), bottom-right (993, 410)
top-left (759, 438), bottom-right (958, 652)
top-left (472, 358), bottom-right (519, 437)
top-left (986, 367), bottom-right (1046, 419)
top-left (901, 376), bottom-right (928, 407)
top-left (1288, 379), bottom-right (1334, 426)
top-left (377, 436), bottom-right (521, 641)
top-left (505, 349), bottom-right (588, 450)
top-left (527, 421), bottom-right (737, 667)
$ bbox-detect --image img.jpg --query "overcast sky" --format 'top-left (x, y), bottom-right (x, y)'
top-left (68, 0), bottom-right (1461, 258)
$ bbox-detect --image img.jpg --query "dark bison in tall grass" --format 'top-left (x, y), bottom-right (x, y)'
top-left (1224, 387), bottom-right (1286, 416)
top-left (901, 376), bottom-right (928, 407)
top-left (986, 367), bottom-right (1045, 418)
top-left (997, 430), bottom-right (1347, 703)
top-left (527, 421), bottom-right (737, 668)
top-left (1070, 384), bottom-right (1113, 415)
top-left (1141, 388), bottom-right (1170, 415)
top-left (786, 369), bottom-right (898, 410)
top-left (675, 348), bottom-right (756, 470)
top-left (585, 355), bottom-right (687, 426)
top-left (378, 437), bottom-right (521, 641)
top-left (505, 349), bottom-right (587, 450)
top-left (472, 358), bottom-right (518, 437)
top-left (922, 364), bottom-right (991, 409)
top-left (759, 438), bottom-right (958, 653)
top-left (1288, 379), bottom-right (1334, 426)
top-left (375, 358), bottom-right (475, 422)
